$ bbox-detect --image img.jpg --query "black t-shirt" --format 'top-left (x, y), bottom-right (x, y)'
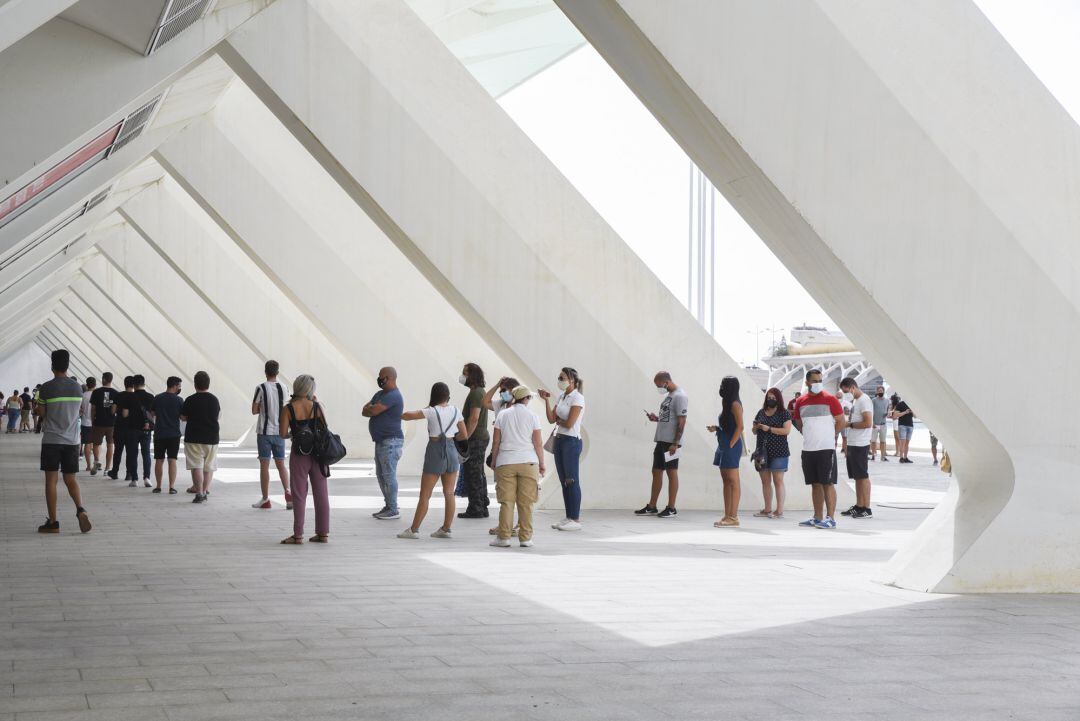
top-left (89, 386), bottom-right (118, 427)
top-left (182, 392), bottom-right (220, 445)
top-left (894, 400), bottom-right (914, 427)
top-left (127, 389), bottom-right (155, 431)
top-left (112, 390), bottom-right (133, 428)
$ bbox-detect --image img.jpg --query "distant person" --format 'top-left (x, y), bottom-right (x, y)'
top-left (5, 390), bottom-right (19, 433)
top-left (888, 395), bottom-right (900, 457)
top-left (792, 369), bottom-right (844, 529)
top-left (539, 367), bottom-right (585, 531)
top-left (19, 386), bottom-right (31, 432)
top-left (489, 385), bottom-right (544, 548)
top-left (363, 367), bottom-right (404, 520)
top-left (251, 360), bottom-right (292, 510)
top-left (79, 377), bottom-right (97, 473)
top-left (181, 371), bottom-right (220, 504)
top-left (107, 376), bottom-right (135, 480)
top-left (32, 384), bottom-right (43, 433)
top-left (397, 382), bottom-right (468, 540)
top-left (151, 376), bottom-right (183, 494)
top-left (122, 374), bottom-right (154, 487)
top-left (280, 374), bottom-right (330, 544)
top-left (787, 391), bottom-right (801, 412)
top-left (930, 430), bottom-right (939, 465)
top-left (35, 350), bottom-right (91, 534)
top-left (870, 385), bottom-right (889, 461)
top-left (839, 387), bottom-right (853, 455)
top-left (709, 375), bottom-right (744, 527)
top-left (839, 377), bottom-right (874, 519)
top-left (457, 363), bottom-right (490, 519)
top-left (893, 393), bottom-right (914, 463)
top-left (636, 371), bottom-right (686, 518)
top-left (89, 372), bottom-right (118, 473)
top-left (750, 387), bottom-right (792, 519)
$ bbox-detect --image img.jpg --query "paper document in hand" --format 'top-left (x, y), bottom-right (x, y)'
top-left (665, 447), bottom-right (681, 462)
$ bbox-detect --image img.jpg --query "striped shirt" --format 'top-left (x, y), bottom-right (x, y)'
top-left (38, 376), bottom-right (84, 445)
top-left (253, 381), bottom-right (285, 437)
top-left (793, 392), bottom-right (843, 452)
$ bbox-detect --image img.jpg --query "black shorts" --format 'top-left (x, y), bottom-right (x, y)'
top-left (41, 444), bottom-right (80, 474)
top-left (845, 445), bottom-right (869, 480)
top-left (80, 426), bottom-right (92, 444)
top-left (652, 441), bottom-right (679, 470)
top-left (154, 436), bottom-right (180, 460)
top-left (802, 449), bottom-right (837, 485)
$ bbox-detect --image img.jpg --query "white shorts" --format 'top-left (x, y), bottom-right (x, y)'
top-left (184, 442), bottom-right (218, 471)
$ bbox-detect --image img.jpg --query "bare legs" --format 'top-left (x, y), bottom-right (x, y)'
top-left (758, 470), bottom-right (786, 516)
top-left (770, 471), bottom-right (786, 516)
top-left (191, 468), bottom-right (214, 495)
top-left (648, 468), bottom-right (679, 509)
top-left (259, 458), bottom-right (290, 500)
top-left (410, 472), bottom-right (457, 533)
top-left (721, 468), bottom-right (740, 520)
top-left (811, 483), bottom-right (838, 521)
top-left (855, 477), bottom-right (871, 509)
top-left (155, 459), bottom-right (177, 490)
top-left (45, 471), bottom-right (83, 521)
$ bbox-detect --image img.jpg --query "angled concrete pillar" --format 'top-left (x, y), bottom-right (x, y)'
top-left (219, 0), bottom-right (828, 510)
top-left (41, 318), bottom-right (99, 380)
top-left (557, 0), bottom-right (1080, 591)
top-left (49, 309), bottom-right (128, 379)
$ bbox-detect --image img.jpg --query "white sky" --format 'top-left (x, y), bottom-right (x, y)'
top-left (497, 1), bottom-right (1080, 367)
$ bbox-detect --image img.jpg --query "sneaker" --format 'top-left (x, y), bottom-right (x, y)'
top-left (551, 518), bottom-right (569, 529)
top-left (458, 510), bottom-right (488, 519)
top-left (38, 519), bottom-right (60, 533)
top-left (106, 471), bottom-right (118, 480)
top-left (634, 505), bottom-right (658, 516)
top-left (152, 487), bottom-right (161, 494)
top-left (375, 509), bottom-right (400, 520)
top-left (489, 538), bottom-right (511, 547)
top-left (519, 540), bottom-right (534, 548)
top-left (168, 488), bottom-right (178, 495)
top-left (252, 499), bottom-right (272, 509)
top-left (89, 466), bottom-right (98, 476)
top-left (372, 506), bottom-right (388, 518)
top-left (657, 507), bottom-right (677, 518)
top-left (900, 457), bottom-right (913, 464)
top-left (798, 518), bottom-right (818, 527)
top-left (76, 508), bottom-right (91, 533)
top-left (143, 478), bottom-right (151, 488)
top-left (558, 520), bottom-right (582, 532)
top-left (932, 460), bottom-right (939, 466)
top-left (285, 491), bottom-right (294, 510)
top-left (430, 528), bottom-right (452, 539)
top-left (840, 505), bottom-right (857, 517)
top-left (128, 480), bottom-right (137, 487)
top-left (397, 529), bottom-right (419, 539)
top-left (193, 494), bottom-right (205, 504)
top-left (851, 508), bottom-right (873, 519)
top-left (814, 517), bottom-right (837, 529)
top-left (881, 457), bottom-right (889, 462)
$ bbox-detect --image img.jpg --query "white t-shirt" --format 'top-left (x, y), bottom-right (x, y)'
top-left (422, 405), bottom-right (463, 438)
top-left (80, 390), bottom-right (93, 427)
top-left (847, 393), bottom-right (874, 447)
top-left (494, 404), bottom-right (542, 467)
top-left (254, 381), bottom-right (285, 437)
top-left (554, 390), bottom-right (585, 438)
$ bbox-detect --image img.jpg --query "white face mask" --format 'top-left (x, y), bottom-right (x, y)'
top-left (656, 385), bottom-right (668, 395)
top-left (809, 382), bottom-right (823, 394)
top-left (557, 379), bottom-right (569, 391)
top-left (458, 374), bottom-right (468, 386)
top-left (500, 390), bottom-right (512, 403)
top-left (842, 392), bottom-right (853, 402)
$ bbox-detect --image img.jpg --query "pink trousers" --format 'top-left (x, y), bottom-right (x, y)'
top-left (290, 453), bottom-right (329, 537)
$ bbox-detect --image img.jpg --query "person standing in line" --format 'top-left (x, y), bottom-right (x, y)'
top-left (636, 371), bottom-right (687, 518)
top-left (397, 382), bottom-right (468, 539)
top-left (457, 363), bottom-right (491, 519)
top-left (710, 376), bottom-right (744, 527)
top-left (750, 387), bottom-right (792, 519)
top-left (489, 385), bottom-right (545, 548)
top-left (107, 376), bottom-right (135, 480)
top-left (151, 376), bottom-right (183, 494)
top-left (6, 389), bottom-right (21, 433)
top-left (786, 391), bottom-right (801, 413)
top-left (893, 393), bottom-right (915, 463)
top-left (839, 377), bottom-right (874, 519)
top-left (89, 373), bottom-right (117, 470)
top-left (889, 395), bottom-right (901, 457)
top-left (539, 367), bottom-right (586, 532)
top-left (363, 367), bottom-right (404, 520)
top-left (19, 386), bottom-right (32, 432)
top-left (122, 375), bottom-right (154, 487)
top-left (279, 374), bottom-right (330, 544)
top-left (870, 385), bottom-right (890, 462)
top-left (251, 360), bottom-right (292, 510)
top-left (32, 384), bottom-right (44, 433)
top-left (930, 430), bottom-right (939, 465)
top-left (839, 388), bottom-right (854, 456)
top-left (79, 377), bottom-right (97, 473)
top-left (792, 369), bottom-right (844, 529)
top-left (35, 350), bottom-right (91, 534)
top-left (484, 376), bottom-right (521, 536)
top-left (181, 371), bottom-right (220, 504)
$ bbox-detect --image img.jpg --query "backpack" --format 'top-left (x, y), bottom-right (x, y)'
top-left (286, 403), bottom-right (316, 456)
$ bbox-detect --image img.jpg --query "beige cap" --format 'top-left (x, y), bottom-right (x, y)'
top-left (510, 385), bottom-right (532, 401)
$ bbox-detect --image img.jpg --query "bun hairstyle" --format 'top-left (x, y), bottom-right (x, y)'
top-left (561, 367), bottom-right (583, 393)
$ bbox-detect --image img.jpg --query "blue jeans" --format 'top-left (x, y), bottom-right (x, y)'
top-left (374, 437), bottom-right (403, 513)
top-left (6, 409), bottom-right (17, 431)
top-left (257, 434), bottom-right (286, 461)
top-left (552, 435), bottom-right (582, 520)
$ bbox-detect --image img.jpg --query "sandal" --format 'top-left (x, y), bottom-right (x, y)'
top-left (280, 536), bottom-right (303, 544)
top-left (713, 517), bottom-right (740, 527)
top-left (753, 510), bottom-right (772, 517)
top-left (771, 511), bottom-right (784, 519)
top-left (308, 534), bottom-right (329, 543)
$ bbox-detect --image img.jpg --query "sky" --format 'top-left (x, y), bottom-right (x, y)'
top-left (497, 1), bottom-right (1080, 367)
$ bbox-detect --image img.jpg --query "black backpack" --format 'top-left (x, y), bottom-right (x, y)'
top-left (286, 403), bottom-right (316, 456)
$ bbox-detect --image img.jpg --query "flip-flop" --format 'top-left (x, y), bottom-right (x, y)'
top-left (753, 510), bottom-right (772, 517)
top-left (280, 536), bottom-right (303, 545)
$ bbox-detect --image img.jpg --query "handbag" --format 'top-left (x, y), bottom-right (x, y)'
top-left (752, 446), bottom-right (768, 472)
top-left (940, 451), bottom-right (951, 474)
top-left (312, 401), bottom-right (346, 468)
top-left (543, 429), bottom-right (557, 454)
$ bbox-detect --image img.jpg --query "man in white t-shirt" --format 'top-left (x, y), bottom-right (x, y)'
top-left (839, 377), bottom-right (874, 519)
top-left (80, 377), bottom-right (98, 474)
top-left (251, 360), bottom-right (291, 510)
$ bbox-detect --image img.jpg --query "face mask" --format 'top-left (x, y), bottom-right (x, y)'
top-left (656, 386), bottom-right (668, 395)
top-left (809, 383), bottom-right (823, 394)
top-left (557, 379), bottom-right (569, 391)
top-left (842, 392), bottom-right (853, 402)
top-left (376, 377), bottom-right (386, 389)
top-left (458, 374), bottom-right (468, 386)
top-left (500, 390), bottom-right (512, 403)
top-left (764, 398), bottom-right (778, 409)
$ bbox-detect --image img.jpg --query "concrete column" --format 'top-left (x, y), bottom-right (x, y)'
top-left (50, 307), bottom-right (131, 380)
top-left (41, 318), bottom-right (100, 380)
top-left (220, 0), bottom-right (831, 510)
top-left (556, 0), bottom-right (1080, 591)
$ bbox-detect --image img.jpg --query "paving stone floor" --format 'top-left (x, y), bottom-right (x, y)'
top-left (2, 434), bottom-right (1078, 720)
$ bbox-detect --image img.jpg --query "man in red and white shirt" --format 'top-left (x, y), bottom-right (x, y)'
top-left (792, 369), bottom-right (844, 528)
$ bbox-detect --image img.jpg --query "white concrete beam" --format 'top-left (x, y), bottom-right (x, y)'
top-left (0, 0), bottom-right (79, 55)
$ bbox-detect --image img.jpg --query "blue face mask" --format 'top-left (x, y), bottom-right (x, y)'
top-left (500, 390), bottom-right (512, 403)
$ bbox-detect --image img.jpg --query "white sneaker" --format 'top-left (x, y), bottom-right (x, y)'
top-left (551, 518), bottom-right (569, 529)
top-left (489, 538), bottom-right (511, 547)
top-left (397, 529), bottom-right (419, 539)
top-left (252, 499), bottom-right (272, 509)
top-left (519, 540), bottom-right (534, 547)
top-left (430, 528), bottom-right (452, 539)
top-left (557, 520), bottom-right (582, 531)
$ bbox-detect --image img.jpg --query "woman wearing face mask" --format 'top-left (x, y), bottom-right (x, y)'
top-left (538, 367), bottom-right (585, 531)
top-left (456, 363), bottom-right (490, 518)
top-left (708, 376), bottom-right (744, 527)
top-left (750, 387), bottom-right (792, 518)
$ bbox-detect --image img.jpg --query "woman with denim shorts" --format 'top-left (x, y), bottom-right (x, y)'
top-left (750, 387), bottom-right (792, 518)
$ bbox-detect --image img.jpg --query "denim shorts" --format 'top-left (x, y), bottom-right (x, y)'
top-left (897, 425), bottom-right (914, 440)
top-left (257, 434), bottom-right (286, 460)
top-left (767, 455), bottom-right (789, 472)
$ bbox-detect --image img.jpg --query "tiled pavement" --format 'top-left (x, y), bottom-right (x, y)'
top-left (2, 434), bottom-right (1078, 720)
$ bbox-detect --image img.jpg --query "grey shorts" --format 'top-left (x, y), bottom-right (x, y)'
top-left (898, 425), bottom-right (914, 440)
top-left (422, 438), bottom-right (460, 475)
